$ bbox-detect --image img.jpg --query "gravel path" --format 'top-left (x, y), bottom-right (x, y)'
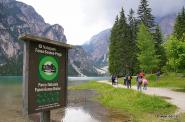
top-left (97, 80), bottom-right (185, 113)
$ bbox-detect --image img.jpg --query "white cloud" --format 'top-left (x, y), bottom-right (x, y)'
top-left (16, 0), bottom-right (185, 45)
top-left (16, 0), bottom-right (123, 45)
top-left (150, 0), bottom-right (185, 17)
top-left (123, 0), bottom-right (185, 17)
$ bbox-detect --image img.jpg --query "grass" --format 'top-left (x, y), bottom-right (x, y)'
top-left (146, 73), bottom-right (185, 94)
top-left (173, 88), bottom-right (185, 93)
top-left (70, 81), bottom-right (179, 122)
top-left (117, 72), bottom-right (185, 92)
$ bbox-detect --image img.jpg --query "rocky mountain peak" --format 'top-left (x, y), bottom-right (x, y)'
top-left (0, 0), bottom-right (67, 75)
top-left (83, 29), bottom-right (111, 67)
top-left (156, 13), bottom-right (177, 37)
top-left (43, 24), bottom-right (66, 43)
top-left (0, 0), bottom-right (98, 76)
top-left (16, 1), bottom-right (45, 24)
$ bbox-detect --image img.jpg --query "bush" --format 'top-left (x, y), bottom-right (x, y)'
top-left (145, 74), bottom-right (157, 81)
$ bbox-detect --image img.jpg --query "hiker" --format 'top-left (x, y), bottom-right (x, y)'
top-left (139, 70), bottom-right (145, 78)
top-left (136, 74), bottom-right (142, 91)
top-left (111, 75), bottom-right (115, 85)
top-left (126, 74), bottom-right (132, 88)
top-left (123, 76), bottom-right (126, 86)
top-left (142, 78), bottom-right (148, 90)
top-left (156, 70), bottom-right (160, 80)
top-left (115, 76), bottom-right (118, 86)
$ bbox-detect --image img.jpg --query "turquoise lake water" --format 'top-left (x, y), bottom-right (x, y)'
top-left (0, 76), bottom-right (117, 122)
top-left (0, 76), bottom-right (22, 84)
top-left (0, 76), bottom-right (110, 85)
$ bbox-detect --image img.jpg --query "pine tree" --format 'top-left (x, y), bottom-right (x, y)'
top-left (174, 7), bottom-right (185, 40)
top-left (109, 8), bottom-right (131, 76)
top-left (137, 23), bottom-right (159, 73)
top-left (128, 9), bottom-right (137, 42)
top-left (153, 25), bottom-right (167, 69)
top-left (137, 0), bottom-right (155, 28)
top-left (128, 9), bottom-right (139, 74)
top-left (118, 8), bottom-right (130, 75)
top-left (109, 15), bottom-right (120, 75)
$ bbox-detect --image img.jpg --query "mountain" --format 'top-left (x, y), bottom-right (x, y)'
top-left (156, 13), bottom-right (177, 37)
top-left (0, 0), bottom-right (100, 76)
top-left (83, 29), bottom-right (111, 69)
top-left (0, 0), bottom-right (67, 75)
top-left (69, 46), bottom-right (102, 76)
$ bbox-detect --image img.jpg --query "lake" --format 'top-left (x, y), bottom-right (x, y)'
top-left (0, 76), bottom-right (129, 122)
top-left (0, 76), bottom-right (110, 85)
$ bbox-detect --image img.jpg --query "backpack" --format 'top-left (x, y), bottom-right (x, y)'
top-left (128, 76), bottom-right (131, 80)
top-left (143, 79), bottom-right (148, 84)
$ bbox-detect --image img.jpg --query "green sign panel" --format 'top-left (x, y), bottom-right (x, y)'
top-left (39, 56), bottom-right (59, 81)
top-left (21, 35), bottom-right (71, 114)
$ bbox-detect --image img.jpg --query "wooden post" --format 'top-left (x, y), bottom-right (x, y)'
top-left (40, 111), bottom-right (50, 122)
top-left (22, 41), bottom-right (29, 115)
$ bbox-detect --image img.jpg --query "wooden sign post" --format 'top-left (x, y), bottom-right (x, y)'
top-left (20, 35), bottom-right (72, 121)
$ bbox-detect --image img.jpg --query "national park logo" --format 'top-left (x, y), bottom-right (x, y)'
top-left (39, 56), bottom-right (58, 81)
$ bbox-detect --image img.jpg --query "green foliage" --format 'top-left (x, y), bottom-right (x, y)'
top-left (137, 0), bottom-right (155, 28)
top-left (109, 8), bottom-right (139, 76)
top-left (173, 88), bottom-right (185, 93)
top-left (109, 15), bottom-right (120, 75)
top-left (153, 25), bottom-right (167, 69)
top-left (145, 74), bottom-right (157, 81)
top-left (165, 35), bottom-right (185, 72)
top-left (174, 7), bottom-right (185, 40)
top-left (118, 8), bottom-right (132, 74)
top-left (109, 8), bottom-right (131, 76)
top-left (147, 72), bottom-right (185, 89)
top-left (71, 81), bottom-right (176, 122)
top-left (136, 23), bottom-right (159, 73)
top-left (128, 9), bottom-right (139, 74)
top-left (165, 7), bottom-right (185, 73)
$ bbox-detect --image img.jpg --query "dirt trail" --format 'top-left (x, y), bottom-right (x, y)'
top-left (97, 80), bottom-right (185, 113)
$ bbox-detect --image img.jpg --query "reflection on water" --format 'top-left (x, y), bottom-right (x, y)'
top-left (63, 90), bottom-right (130, 122)
top-left (0, 76), bottom-right (110, 86)
top-left (0, 76), bottom-right (129, 122)
top-left (63, 107), bottom-right (98, 122)
top-left (68, 77), bottom-right (110, 81)
top-left (68, 77), bottom-right (110, 86)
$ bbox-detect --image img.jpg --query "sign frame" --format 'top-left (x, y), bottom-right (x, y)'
top-left (20, 34), bottom-right (72, 115)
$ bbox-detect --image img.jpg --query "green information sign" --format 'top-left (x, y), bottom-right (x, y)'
top-left (20, 35), bottom-right (72, 114)
top-left (39, 56), bottom-right (59, 81)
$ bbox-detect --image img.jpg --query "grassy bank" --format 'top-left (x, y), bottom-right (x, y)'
top-left (146, 73), bottom-right (185, 93)
top-left (70, 81), bottom-right (182, 122)
top-left (117, 72), bottom-right (185, 92)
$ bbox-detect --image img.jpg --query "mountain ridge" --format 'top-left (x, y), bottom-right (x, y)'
top-left (0, 0), bottom-right (100, 76)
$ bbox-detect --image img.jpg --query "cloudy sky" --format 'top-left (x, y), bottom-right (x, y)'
top-left (17, 0), bottom-right (185, 45)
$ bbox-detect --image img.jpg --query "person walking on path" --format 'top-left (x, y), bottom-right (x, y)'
top-left (114, 76), bottom-right (118, 87)
top-left (136, 74), bottom-right (143, 91)
top-left (142, 78), bottom-right (148, 90)
top-left (139, 70), bottom-right (145, 78)
top-left (111, 75), bottom-right (115, 85)
top-left (156, 70), bottom-right (160, 81)
top-left (123, 76), bottom-right (126, 86)
top-left (126, 74), bottom-right (132, 89)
